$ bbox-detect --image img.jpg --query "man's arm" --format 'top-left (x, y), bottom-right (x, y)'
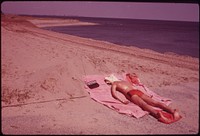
top-left (111, 84), bottom-right (129, 104)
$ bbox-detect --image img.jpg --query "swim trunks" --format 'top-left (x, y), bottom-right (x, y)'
top-left (127, 89), bottom-right (144, 97)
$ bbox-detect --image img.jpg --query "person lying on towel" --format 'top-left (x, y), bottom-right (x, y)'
top-left (104, 74), bottom-right (182, 124)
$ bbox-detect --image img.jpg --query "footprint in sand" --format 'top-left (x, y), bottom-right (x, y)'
top-left (40, 78), bottom-right (57, 92)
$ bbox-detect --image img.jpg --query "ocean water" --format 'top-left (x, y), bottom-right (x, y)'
top-left (43, 16), bottom-right (199, 58)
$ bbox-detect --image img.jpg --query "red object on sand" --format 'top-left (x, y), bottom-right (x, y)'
top-left (126, 73), bottom-right (141, 85)
top-left (157, 110), bottom-right (182, 124)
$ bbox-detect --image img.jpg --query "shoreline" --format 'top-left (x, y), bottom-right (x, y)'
top-left (1, 14), bottom-right (199, 134)
top-left (32, 15), bottom-right (199, 58)
top-left (28, 17), bottom-right (198, 70)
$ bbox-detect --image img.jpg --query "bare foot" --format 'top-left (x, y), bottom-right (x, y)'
top-left (173, 109), bottom-right (182, 120)
top-left (157, 111), bottom-right (171, 124)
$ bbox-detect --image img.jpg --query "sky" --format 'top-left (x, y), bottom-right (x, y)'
top-left (1, 1), bottom-right (199, 22)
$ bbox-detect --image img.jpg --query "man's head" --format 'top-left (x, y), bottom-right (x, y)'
top-left (104, 74), bottom-right (120, 85)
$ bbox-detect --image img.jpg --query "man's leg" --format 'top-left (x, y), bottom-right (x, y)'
top-left (130, 95), bottom-right (173, 122)
top-left (141, 94), bottom-right (181, 120)
top-left (130, 95), bottom-right (159, 118)
top-left (140, 94), bottom-right (175, 114)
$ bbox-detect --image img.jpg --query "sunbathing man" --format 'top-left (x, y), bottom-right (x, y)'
top-left (104, 74), bottom-right (182, 124)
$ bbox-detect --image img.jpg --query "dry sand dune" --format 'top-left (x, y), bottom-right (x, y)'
top-left (1, 15), bottom-right (199, 134)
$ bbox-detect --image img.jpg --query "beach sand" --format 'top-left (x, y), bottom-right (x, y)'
top-left (1, 14), bottom-right (199, 134)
